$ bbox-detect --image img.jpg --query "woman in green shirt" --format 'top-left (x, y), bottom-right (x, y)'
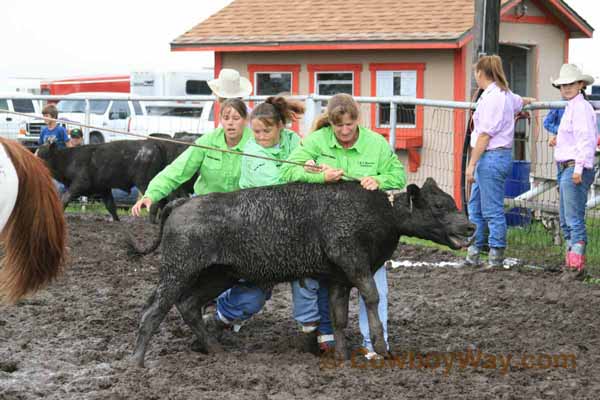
top-left (280, 93), bottom-right (406, 359)
top-left (131, 98), bottom-right (253, 215)
top-left (209, 96), bottom-right (306, 330)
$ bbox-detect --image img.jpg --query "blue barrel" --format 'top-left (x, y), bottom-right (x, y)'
top-left (504, 160), bottom-right (531, 226)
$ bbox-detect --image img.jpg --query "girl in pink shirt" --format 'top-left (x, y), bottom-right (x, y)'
top-left (464, 55), bottom-right (534, 269)
top-left (550, 64), bottom-right (597, 279)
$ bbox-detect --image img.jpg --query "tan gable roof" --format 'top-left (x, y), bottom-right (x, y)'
top-left (172, 0), bottom-right (591, 48)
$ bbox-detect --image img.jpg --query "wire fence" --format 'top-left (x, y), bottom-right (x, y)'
top-left (2, 94), bottom-right (600, 269)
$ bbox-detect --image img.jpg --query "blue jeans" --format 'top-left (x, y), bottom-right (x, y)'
top-left (292, 266), bottom-right (388, 351)
top-left (216, 283), bottom-right (268, 323)
top-left (53, 179), bottom-right (67, 195)
top-left (558, 165), bottom-right (595, 247)
top-left (291, 279), bottom-right (332, 335)
top-left (359, 266), bottom-right (388, 352)
top-left (468, 149), bottom-right (512, 249)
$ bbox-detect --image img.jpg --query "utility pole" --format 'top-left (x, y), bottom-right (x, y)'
top-left (471, 0), bottom-right (501, 97)
top-left (463, 0), bottom-right (502, 211)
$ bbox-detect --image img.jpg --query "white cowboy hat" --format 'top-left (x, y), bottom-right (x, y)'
top-left (208, 69), bottom-right (253, 98)
top-left (552, 64), bottom-right (594, 88)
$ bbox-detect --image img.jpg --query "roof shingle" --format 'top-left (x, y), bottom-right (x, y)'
top-left (173, 0), bottom-right (489, 46)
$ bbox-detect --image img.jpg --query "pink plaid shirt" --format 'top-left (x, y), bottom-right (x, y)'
top-left (554, 93), bottom-right (598, 175)
top-left (471, 82), bottom-right (524, 150)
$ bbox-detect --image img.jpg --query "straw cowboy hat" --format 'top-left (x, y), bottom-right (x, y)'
top-left (552, 64), bottom-right (594, 88)
top-left (208, 69), bottom-right (253, 98)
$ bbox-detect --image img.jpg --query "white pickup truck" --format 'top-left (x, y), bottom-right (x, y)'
top-left (56, 93), bottom-right (214, 143)
top-left (133, 100), bottom-right (214, 138)
top-left (0, 92), bottom-right (44, 150)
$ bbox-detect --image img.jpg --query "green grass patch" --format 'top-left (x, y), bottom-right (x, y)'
top-left (507, 219), bottom-right (600, 271)
top-left (65, 201), bottom-right (139, 217)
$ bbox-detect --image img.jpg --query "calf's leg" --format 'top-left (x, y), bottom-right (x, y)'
top-left (101, 191), bottom-right (120, 221)
top-left (175, 272), bottom-right (237, 354)
top-left (132, 282), bottom-right (180, 368)
top-left (328, 282), bottom-right (350, 359)
top-left (353, 274), bottom-right (387, 356)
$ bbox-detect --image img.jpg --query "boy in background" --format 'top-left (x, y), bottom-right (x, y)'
top-left (67, 127), bottom-right (84, 147)
top-left (39, 104), bottom-right (69, 147)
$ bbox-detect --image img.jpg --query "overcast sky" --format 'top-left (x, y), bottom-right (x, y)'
top-left (1, 0), bottom-right (598, 90)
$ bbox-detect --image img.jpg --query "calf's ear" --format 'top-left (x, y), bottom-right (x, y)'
top-left (423, 177), bottom-right (438, 189)
top-left (406, 184), bottom-right (421, 207)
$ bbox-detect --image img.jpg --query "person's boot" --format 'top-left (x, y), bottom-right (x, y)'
top-left (297, 323), bottom-right (319, 355)
top-left (462, 245), bottom-right (482, 267)
top-left (481, 247), bottom-right (505, 271)
top-left (561, 242), bottom-right (586, 282)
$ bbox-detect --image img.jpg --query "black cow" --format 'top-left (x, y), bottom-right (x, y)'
top-left (127, 179), bottom-right (474, 367)
top-left (36, 139), bottom-right (194, 222)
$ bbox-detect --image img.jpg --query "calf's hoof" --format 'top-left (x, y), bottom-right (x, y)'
top-left (130, 353), bottom-right (145, 368)
top-left (373, 339), bottom-right (387, 356)
top-left (190, 339), bottom-right (223, 354)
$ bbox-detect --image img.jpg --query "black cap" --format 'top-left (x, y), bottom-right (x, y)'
top-left (70, 128), bottom-right (83, 138)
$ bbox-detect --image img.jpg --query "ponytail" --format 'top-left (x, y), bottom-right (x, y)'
top-left (475, 55), bottom-right (510, 92)
top-left (250, 96), bottom-right (305, 127)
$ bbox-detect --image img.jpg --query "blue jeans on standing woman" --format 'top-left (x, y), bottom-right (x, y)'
top-left (468, 148), bottom-right (512, 249)
top-left (557, 164), bottom-right (595, 247)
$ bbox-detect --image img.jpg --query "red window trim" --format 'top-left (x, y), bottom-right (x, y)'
top-left (307, 64), bottom-right (362, 96)
top-left (368, 63), bottom-right (425, 154)
top-left (247, 64), bottom-right (301, 132)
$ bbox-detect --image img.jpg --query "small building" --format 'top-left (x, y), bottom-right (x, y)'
top-left (171, 0), bottom-right (593, 200)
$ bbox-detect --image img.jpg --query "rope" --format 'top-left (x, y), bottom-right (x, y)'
top-left (3, 109), bottom-right (362, 182)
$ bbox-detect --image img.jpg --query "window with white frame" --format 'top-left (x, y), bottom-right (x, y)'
top-left (376, 70), bottom-right (417, 127)
top-left (255, 72), bottom-right (292, 95)
top-left (315, 72), bottom-right (354, 96)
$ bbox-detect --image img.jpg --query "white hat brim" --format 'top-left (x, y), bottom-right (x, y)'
top-left (552, 74), bottom-right (594, 88)
top-left (208, 76), bottom-right (253, 98)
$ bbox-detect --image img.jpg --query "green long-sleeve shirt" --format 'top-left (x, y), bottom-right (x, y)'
top-left (239, 128), bottom-right (300, 189)
top-left (280, 125), bottom-right (406, 190)
top-left (144, 127), bottom-right (253, 202)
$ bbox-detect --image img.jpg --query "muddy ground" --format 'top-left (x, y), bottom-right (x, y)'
top-left (1, 213), bottom-right (600, 400)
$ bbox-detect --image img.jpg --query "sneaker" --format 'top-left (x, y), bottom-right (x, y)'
top-left (355, 347), bottom-right (392, 361)
top-left (317, 332), bottom-right (335, 354)
top-left (203, 313), bottom-right (231, 339)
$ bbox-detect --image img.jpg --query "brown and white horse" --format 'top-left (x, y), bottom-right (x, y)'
top-left (0, 137), bottom-right (66, 303)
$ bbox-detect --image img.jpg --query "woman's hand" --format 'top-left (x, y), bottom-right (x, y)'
top-left (132, 197), bottom-right (153, 217)
top-left (522, 97), bottom-right (537, 106)
top-left (572, 172), bottom-right (582, 185)
top-left (548, 136), bottom-right (557, 147)
top-left (323, 168), bottom-right (344, 183)
top-left (304, 160), bottom-right (322, 173)
top-left (466, 164), bottom-right (476, 184)
top-left (360, 177), bottom-right (379, 191)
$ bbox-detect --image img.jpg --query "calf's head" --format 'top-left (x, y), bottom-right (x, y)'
top-left (393, 178), bottom-right (474, 250)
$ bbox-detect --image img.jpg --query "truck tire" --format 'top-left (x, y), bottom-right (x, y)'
top-left (90, 132), bottom-right (105, 144)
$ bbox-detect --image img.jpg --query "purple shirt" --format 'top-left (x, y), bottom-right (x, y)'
top-left (554, 93), bottom-right (598, 175)
top-left (471, 82), bottom-right (523, 150)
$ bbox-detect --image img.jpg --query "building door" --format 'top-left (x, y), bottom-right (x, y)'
top-left (500, 44), bottom-right (530, 161)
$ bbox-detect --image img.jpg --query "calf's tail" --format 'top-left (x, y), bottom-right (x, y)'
top-left (126, 197), bottom-right (190, 256)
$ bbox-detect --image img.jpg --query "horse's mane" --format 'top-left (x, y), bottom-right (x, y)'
top-left (0, 138), bottom-right (66, 303)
